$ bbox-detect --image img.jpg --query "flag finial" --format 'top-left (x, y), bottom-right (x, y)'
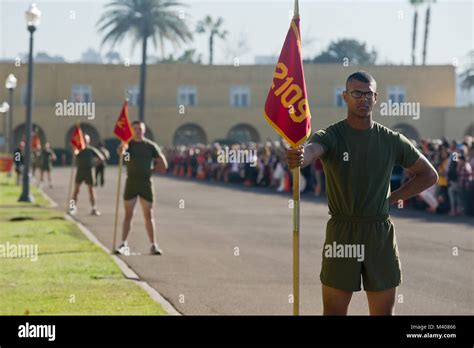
top-left (293, 0), bottom-right (299, 19)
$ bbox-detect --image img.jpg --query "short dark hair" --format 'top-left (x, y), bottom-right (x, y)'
top-left (346, 71), bottom-right (377, 90)
top-left (131, 120), bottom-right (145, 127)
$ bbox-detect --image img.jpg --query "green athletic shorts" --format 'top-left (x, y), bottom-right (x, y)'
top-left (123, 177), bottom-right (154, 203)
top-left (41, 164), bottom-right (51, 172)
top-left (75, 169), bottom-right (94, 185)
top-left (320, 214), bottom-right (402, 292)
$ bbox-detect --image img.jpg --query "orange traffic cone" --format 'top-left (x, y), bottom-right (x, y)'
top-left (197, 166), bottom-right (206, 180)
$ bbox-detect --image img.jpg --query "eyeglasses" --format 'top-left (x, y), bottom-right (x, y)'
top-left (346, 90), bottom-right (377, 99)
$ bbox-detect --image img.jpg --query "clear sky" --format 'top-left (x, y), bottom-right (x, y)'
top-left (0, 0), bottom-right (472, 69)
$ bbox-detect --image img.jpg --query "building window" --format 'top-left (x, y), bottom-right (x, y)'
top-left (387, 86), bottom-right (406, 103)
top-left (177, 86), bottom-right (197, 106)
top-left (227, 124), bottom-right (260, 143)
top-left (335, 86), bottom-right (344, 107)
top-left (126, 85), bottom-right (140, 106)
top-left (71, 85), bottom-right (92, 103)
top-left (230, 86), bottom-right (250, 107)
top-left (173, 123), bottom-right (207, 145)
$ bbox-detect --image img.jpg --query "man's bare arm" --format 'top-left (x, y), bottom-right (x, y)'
top-left (389, 156), bottom-right (439, 205)
top-left (116, 143), bottom-right (128, 156)
top-left (287, 143), bottom-right (326, 169)
top-left (302, 143), bottom-right (325, 168)
top-left (153, 152), bottom-right (168, 173)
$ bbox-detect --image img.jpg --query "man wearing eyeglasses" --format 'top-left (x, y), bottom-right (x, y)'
top-left (287, 71), bottom-right (438, 315)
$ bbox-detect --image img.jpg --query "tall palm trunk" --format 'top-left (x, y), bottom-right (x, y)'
top-left (422, 4), bottom-right (431, 65)
top-left (209, 34), bottom-right (214, 65)
top-left (139, 34), bottom-right (148, 122)
top-left (411, 9), bottom-right (418, 65)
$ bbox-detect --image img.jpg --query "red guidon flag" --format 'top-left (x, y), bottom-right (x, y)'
top-left (264, 12), bottom-right (311, 148)
top-left (113, 100), bottom-right (133, 143)
top-left (70, 123), bottom-right (86, 151)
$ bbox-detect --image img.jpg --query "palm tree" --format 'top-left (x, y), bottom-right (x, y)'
top-left (196, 15), bottom-right (228, 65)
top-left (409, 0), bottom-right (424, 65)
top-left (105, 51), bottom-right (122, 64)
top-left (460, 51), bottom-right (474, 91)
top-left (97, 0), bottom-right (192, 122)
top-left (422, 0), bottom-right (436, 65)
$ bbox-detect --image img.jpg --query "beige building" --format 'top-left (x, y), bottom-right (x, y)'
top-left (0, 62), bottom-right (472, 153)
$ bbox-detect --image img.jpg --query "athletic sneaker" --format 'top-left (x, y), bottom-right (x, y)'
top-left (90, 208), bottom-right (101, 216)
top-left (68, 206), bottom-right (77, 215)
top-left (150, 243), bottom-right (162, 255)
top-left (115, 242), bottom-right (129, 255)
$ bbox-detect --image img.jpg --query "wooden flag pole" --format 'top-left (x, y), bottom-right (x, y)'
top-left (112, 94), bottom-right (131, 254)
top-left (112, 144), bottom-right (124, 254)
top-left (293, 0), bottom-right (301, 317)
top-left (66, 153), bottom-right (76, 213)
top-left (292, 166), bottom-right (300, 316)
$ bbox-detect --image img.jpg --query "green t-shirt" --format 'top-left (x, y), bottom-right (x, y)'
top-left (76, 146), bottom-right (102, 170)
top-left (40, 149), bottom-right (55, 167)
top-left (310, 119), bottom-right (422, 217)
top-left (125, 138), bottom-right (162, 180)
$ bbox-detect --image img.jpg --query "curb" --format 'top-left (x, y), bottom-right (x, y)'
top-left (36, 184), bottom-right (58, 208)
top-left (37, 185), bottom-right (181, 316)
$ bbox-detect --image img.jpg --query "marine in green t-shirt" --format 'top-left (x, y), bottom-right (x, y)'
top-left (39, 142), bottom-right (56, 188)
top-left (116, 121), bottom-right (168, 256)
top-left (287, 71), bottom-right (438, 315)
top-left (40, 147), bottom-right (56, 171)
top-left (123, 137), bottom-right (163, 203)
top-left (69, 134), bottom-right (105, 216)
top-left (310, 119), bottom-right (422, 218)
top-left (75, 145), bottom-right (103, 185)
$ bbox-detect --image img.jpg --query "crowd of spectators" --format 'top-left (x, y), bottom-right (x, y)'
top-left (162, 135), bottom-right (474, 217)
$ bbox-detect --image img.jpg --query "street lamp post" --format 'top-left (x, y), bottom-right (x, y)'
top-left (5, 74), bottom-right (17, 155)
top-left (0, 102), bottom-right (9, 152)
top-left (19, 3), bottom-right (41, 203)
top-left (0, 102), bottom-right (10, 152)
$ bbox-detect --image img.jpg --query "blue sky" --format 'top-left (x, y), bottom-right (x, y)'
top-left (0, 0), bottom-right (472, 68)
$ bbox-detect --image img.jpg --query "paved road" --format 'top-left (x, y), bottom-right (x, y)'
top-left (42, 167), bottom-right (473, 315)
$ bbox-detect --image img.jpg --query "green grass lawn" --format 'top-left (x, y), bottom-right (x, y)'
top-left (0, 174), bottom-right (167, 315)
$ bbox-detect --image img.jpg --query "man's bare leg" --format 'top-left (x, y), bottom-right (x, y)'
top-left (139, 197), bottom-right (156, 244)
top-left (322, 284), bottom-right (353, 315)
top-left (366, 287), bottom-right (397, 315)
top-left (121, 198), bottom-right (137, 242)
top-left (72, 183), bottom-right (80, 205)
top-left (69, 183), bottom-right (81, 214)
top-left (87, 184), bottom-right (96, 207)
top-left (47, 171), bottom-right (52, 187)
